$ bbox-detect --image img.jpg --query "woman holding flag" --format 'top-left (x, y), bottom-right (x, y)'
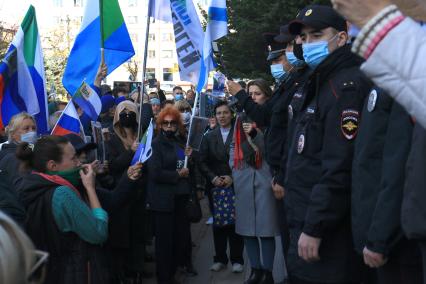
top-left (146, 106), bottom-right (196, 284)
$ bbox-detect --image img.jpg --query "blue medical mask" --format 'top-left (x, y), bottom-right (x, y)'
top-left (270, 64), bottom-right (287, 81)
top-left (302, 34), bottom-right (338, 69)
top-left (175, 94), bottom-right (184, 101)
top-left (286, 52), bottom-right (305, 68)
top-left (21, 131), bottom-right (37, 144)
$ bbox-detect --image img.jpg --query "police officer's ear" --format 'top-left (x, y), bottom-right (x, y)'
top-left (336, 31), bottom-right (349, 48)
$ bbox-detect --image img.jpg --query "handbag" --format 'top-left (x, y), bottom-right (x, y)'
top-left (186, 191), bottom-right (202, 223)
top-left (212, 187), bottom-right (236, 227)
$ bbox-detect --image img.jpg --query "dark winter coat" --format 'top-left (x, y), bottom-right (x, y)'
top-left (352, 89), bottom-right (413, 255)
top-left (146, 133), bottom-right (191, 212)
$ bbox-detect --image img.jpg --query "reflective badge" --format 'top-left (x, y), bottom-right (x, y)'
top-left (297, 134), bottom-right (305, 154)
top-left (288, 105), bottom-right (293, 120)
top-left (367, 89), bottom-right (378, 112)
top-left (341, 109), bottom-right (359, 140)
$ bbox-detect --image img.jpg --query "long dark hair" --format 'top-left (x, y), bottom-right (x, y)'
top-left (247, 79), bottom-right (273, 98)
top-left (16, 136), bottom-right (69, 172)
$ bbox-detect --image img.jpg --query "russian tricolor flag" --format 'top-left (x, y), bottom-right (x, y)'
top-left (51, 101), bottom-right (82, 136)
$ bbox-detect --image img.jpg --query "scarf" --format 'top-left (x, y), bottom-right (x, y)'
top-left (233, 115), bottom-right (262, 170)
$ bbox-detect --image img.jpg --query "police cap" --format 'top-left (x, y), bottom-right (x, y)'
top-left (288, 5), bottom-right (347, 35)
top-left (263, 33), bottom-right (285, 62)
top-left (274, 25), bottom-right (295, 44)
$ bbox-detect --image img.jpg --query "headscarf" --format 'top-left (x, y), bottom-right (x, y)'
top-left (113, 101), bottom-right (140, 149)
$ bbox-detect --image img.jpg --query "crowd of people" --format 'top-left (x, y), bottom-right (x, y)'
top-left (1, 1), bottom-right (426, 284)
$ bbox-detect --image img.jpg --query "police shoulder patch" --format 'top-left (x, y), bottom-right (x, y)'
top-left (341, 109), bottom-right (359, 140)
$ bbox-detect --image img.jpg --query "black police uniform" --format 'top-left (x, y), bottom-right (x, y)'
top-left (284, 44), bottom-right (370, 283)
top-left (352, 88), bottom-right (422, 283)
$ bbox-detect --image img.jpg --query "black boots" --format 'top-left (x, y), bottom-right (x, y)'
top-left (244, 268), bottom-right (263, 284)
top-left (259, 270), bottom-right (274, 284)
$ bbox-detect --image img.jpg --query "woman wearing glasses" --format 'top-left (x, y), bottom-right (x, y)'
top-left (147, 106), bottom-right (194, 284)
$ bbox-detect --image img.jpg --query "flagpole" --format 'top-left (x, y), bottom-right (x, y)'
top-left (99, 0), bottom-right (105, 64)
top-left (183, 89), bottom-right (201, 168)
top-left (137, 0), bottom-right (153, 140)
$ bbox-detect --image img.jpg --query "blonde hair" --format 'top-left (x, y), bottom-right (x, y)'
top-left (174, 100), bottom-right (191, 113)
top-left (0, 211), bottom-right (37, 284)
top-left (5, 112), bottom-right (36, 142)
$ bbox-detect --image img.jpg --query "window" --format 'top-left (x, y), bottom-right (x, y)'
top-left (148, 33), bottom-right (155, 41)
top-left (146, 68), bottom-right (155, 80)
top-left (130, 33), bottom-right (138, 43)
top-left (127, 16), bottom-right (138, 24)
top-left (163, 68), bottom-right (173, 81)
top-left (74, 0), bottom-right (84, 7)
top-left (148, 50), bottom-right (155, 59)
top-left (128, 0), bottom-right (138, 7)
top-left (161, 33), bottom-right (173, 42)
top-left (53, 0), bottom-right (63, 7)
top-left (162, 50), bottom-right (173, 59)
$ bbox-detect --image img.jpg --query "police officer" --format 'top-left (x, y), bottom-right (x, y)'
top-left (227, 26), bottom-right (308, 181)
top-left (283, 5), bottom-right (371, 284)
top-left (352, 87), bottom-right (422, 284)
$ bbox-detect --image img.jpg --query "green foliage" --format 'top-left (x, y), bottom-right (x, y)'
top-left (218, 0), bottom-right (331, 81)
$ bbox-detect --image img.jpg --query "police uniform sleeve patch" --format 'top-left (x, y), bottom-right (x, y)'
top-left (341, 109), bottom-right (359, 140)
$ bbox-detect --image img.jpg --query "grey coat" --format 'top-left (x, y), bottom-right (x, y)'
top-left (230, 130), bottom-right (280, 237)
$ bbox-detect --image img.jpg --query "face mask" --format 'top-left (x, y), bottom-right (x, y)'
top-left (47, 167), bottom-right (82, 187)
top-left (21, 131), bottom-right (37, 144)
top-left (187, 99), bottom-right (194, 107)
top-left (162, 129), bottom-right (177, 138)
top-left (302, 34), bottom-right (338, 69)
top-left (270, 64), bottom-right (288, 81)
top-left (286, 52), bottom-right (305, 68)
top-left (182, 112), bottom-right (191, 125)
top-left (175, 94), bottom-right (184, 101)
top-left (119, 112), bottom-right (137, 128)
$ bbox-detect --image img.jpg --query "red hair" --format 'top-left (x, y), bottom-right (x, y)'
top-left (156, 106), bottom-right (185, 135)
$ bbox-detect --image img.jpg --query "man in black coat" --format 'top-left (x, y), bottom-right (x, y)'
top-left (283, 5), bottom-right (371, 283)
top-left (351, 87), bottom-right (422, 283)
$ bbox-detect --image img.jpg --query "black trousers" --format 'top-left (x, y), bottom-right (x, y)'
top-left (153, 195), bottom-right (191, 284)
top-left (212, 224), bottom-right (244, 265)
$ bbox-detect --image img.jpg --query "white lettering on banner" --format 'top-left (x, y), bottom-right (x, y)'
top-left (169, 0), bottom-right (203, 83)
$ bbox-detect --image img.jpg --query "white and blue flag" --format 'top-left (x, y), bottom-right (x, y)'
top-left (196, 0), bottom-right (228, 92)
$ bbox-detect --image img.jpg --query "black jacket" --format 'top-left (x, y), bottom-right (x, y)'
top-left (234, 70), bottom-right (309, 173)
top-left (352, 89), bottom-right (413, 255)
top-left (284, 45), bottom-right (370, 283)
top-left (146, 133), bottom-right (191, 212)
top-left (198, 126), bottom-right (233, 187)
top-left (402, 124), bottom-right (426, 240)
top-left (18, 173), bottom-right (109, 284)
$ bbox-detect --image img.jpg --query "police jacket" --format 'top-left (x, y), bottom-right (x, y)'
top-left (234, 69), bottom-right (308, 173)
top-left (352, 89), bottom-right (413, 255)
top-left (402, 124), bottom-right (426, 240)
top-left (284, 45), bottom-right (370, 282)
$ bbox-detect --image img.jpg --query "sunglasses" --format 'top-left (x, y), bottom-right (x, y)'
top-left (162, 120), bottom-right (177, 127)
top-left (28, 250), bottom-right (49, 282)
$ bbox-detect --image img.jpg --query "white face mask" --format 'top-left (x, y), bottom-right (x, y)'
top-left (20, 131), bottom-right (38, 144)
top-left (182, 112), bottom-right (191, 125)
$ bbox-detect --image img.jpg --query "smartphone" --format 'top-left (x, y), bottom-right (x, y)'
top-left (148, 78), bottom-right (157, 88)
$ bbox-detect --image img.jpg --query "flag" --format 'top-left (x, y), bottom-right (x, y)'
top-left (73, 81), bottom-right (102, 121)
top-left (197, 0), bottom-right (228, 92)
top-left (131, 119), bottom-right (154, 165)
top-left (0, 5), bottom-right (48, 133)
top-left (51, 101), bottom-right (82, 136)
top-left (150, 0), bottom-right (204, 84)
top-left (62, 0), bottom-right (135, 95)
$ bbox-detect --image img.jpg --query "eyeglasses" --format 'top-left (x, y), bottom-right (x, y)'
top-left (28, 250), bottom-right (49, 282)
top-left (162, 120), bottom-right (177, 127)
